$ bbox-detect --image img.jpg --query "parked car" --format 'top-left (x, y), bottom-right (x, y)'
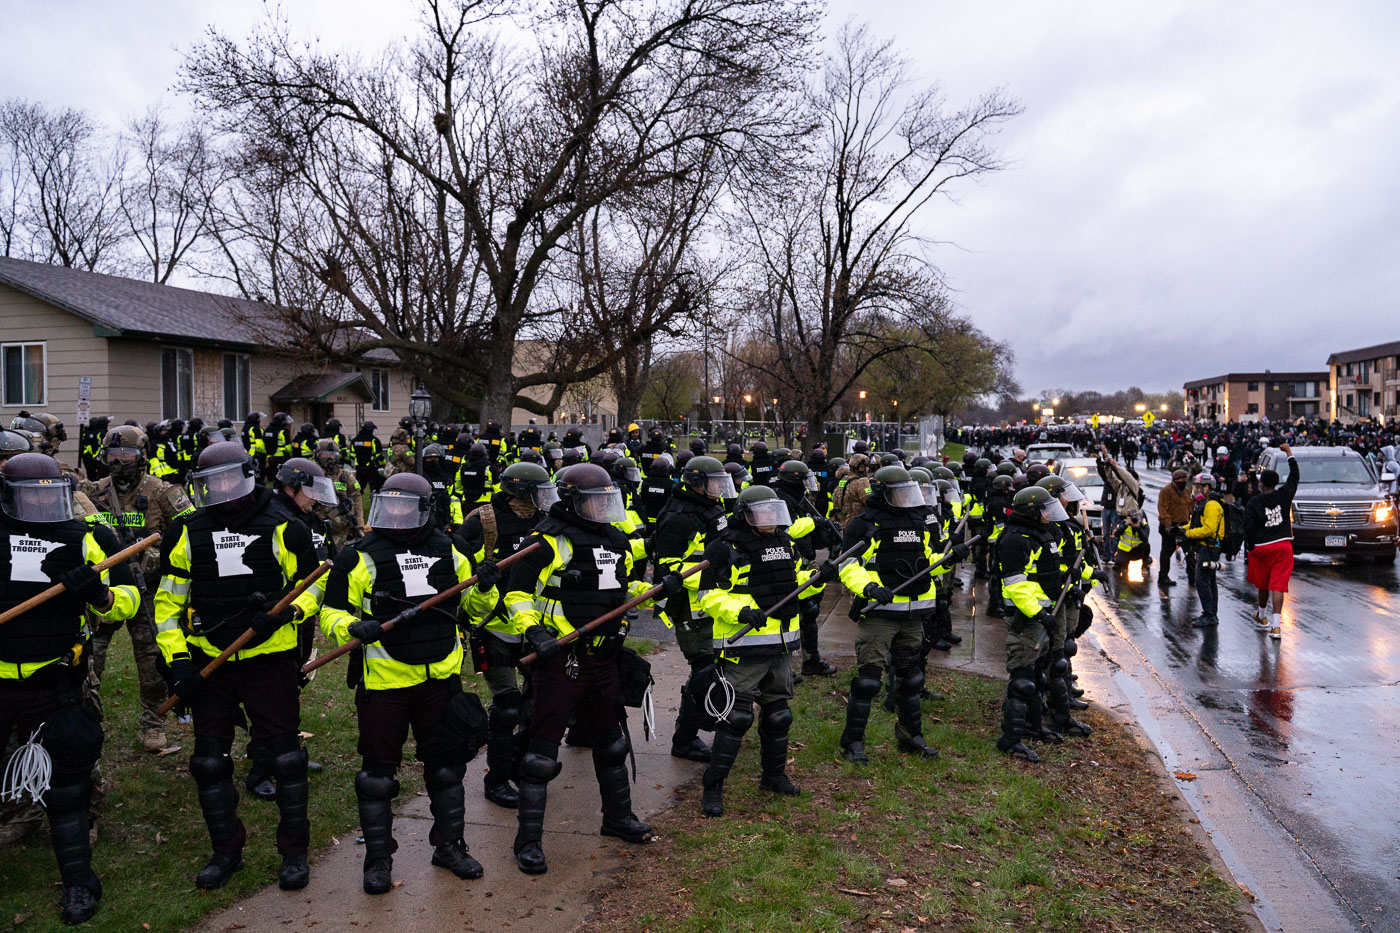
top-left (1026, 443), bottom-right (1076, 467)
top-left (1253, 446), bottom-right (1397, 562)
top-left (1056, 457), bottom-right (1106, 541)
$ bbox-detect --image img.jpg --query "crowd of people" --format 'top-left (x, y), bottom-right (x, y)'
top-left (5, 404), bottom-right (1395, 924)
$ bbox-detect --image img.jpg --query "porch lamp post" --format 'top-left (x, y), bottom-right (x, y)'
top-left (410, 380), bottom-right (432, 473)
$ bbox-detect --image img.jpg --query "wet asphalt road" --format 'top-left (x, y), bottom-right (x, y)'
top-left (1111, 467), bottom-right (1399, 929)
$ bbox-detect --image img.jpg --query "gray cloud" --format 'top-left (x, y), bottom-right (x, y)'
top-left (6, 0), bottom-right (1398, 396)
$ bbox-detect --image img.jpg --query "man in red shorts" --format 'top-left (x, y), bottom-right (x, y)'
top-left (1244, 442), bottom-right (1299, 640)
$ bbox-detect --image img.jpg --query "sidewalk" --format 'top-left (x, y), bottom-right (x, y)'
top-left (192, 645), bottom-right (702, 933)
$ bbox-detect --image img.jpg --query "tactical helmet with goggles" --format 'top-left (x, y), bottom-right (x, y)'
top-left (500, 461), bottom-right (559, 511)
top-left (189, 442), bottom-right (258, 508)
top-left (276, 457), bottom-right (339, 506)
top-left (776, 459), bottom-right (818, 492)
top-left (1011, 485), bottom-right (1068, 522)
top-left (554, 463), bottom-right (626, 524)
top-left (869, 465), bottom-right (923, 509)
top-left (736, 484), bottom-right (791, 531)
top-left (0, 452), bottom-right (74, 523)
top-left (682, 455), bottom-right (737, 500)
top-left (367, 472), bottom-right (433, 531)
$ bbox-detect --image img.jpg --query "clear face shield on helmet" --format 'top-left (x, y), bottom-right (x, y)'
top-left (532, 482), bottom-right (560, 511)
top-left (918, 483), bottom-right (938, 507)
top-left (571, 484), bottom-right (627, 523)
top-left (1041, 498), bottom-right (1070, 522)
top-left (190, 461), bottom-right (256, 508)
top-left (620, 466), bottom-right (642, 484)
top-left (804, 474), bottom-right (819, 492)
top-left (743, 497), bottom-right (792, 531)
top-left (2, 477), bottom-right (74, 523)
top-left (883, 480), bottom-right (924, 509)
top-left (305, 475), bottom-right (340, 506)
top-left (702, 471), bottom-right (737, 501)
top-left (367, 489), bottom-right (430, 530)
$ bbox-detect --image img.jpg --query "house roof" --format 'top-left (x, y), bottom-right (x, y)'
top-left (270, 372), bottom-right (373, 404)
top-left (0, 256), bottom-right (272, 349)
top-left (1182, 372), bottom-right (1327, 390)
top-left (1326, 341), bottom-right (1400, 367)
top-left (0, 257), bottom-right (399, 362)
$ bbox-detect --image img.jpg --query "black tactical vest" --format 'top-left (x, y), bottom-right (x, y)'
top-left (537, 515), bottom-right (631, 632)
top-left (862, 505), bottom-right (930, 583)
top-left (726, 525), bottom-right (800, 621)
top-left (458, 460), bottom-right (490, 497)
top-left (639, 480), bottom-right (672, 524)
top-left (185, 493), bottom-right (287, 649)
top-left (485, 502), bottom-right (539, 562)
top-left (0, 518), bottom-right (89, 663)
top-left (360, 529), bottom-right (459, 665)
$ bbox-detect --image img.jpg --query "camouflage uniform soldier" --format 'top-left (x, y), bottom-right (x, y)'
top-left (313, 439), bottom-right (363, 549)
top-left (82, 425), bottom-right (194, 751)
top-left (387, 424), bottom-right (415, 477)
top-left (832, 453), bottom-right (873, 524)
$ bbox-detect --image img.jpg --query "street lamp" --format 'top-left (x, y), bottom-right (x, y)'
top-left (1160, 404), bottom-right (1168, 412)
top-left (743, 394), bottom-right (753, 439)
top-left (1134, 403), bottom-right (1145, 413)
top-left (409, 380), bottom-right (432, 473)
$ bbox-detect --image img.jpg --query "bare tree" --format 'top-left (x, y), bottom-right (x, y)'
top-left (737, 23), bottom-right (1020, 448)
top-left (119, 107), bottom-right (226, 283)
top-left (641, 348), bottom-right (703, 424)
top-left (0, 99), bottom-right (126, 270)
top-left (181, 0), bottom-right (818, 420)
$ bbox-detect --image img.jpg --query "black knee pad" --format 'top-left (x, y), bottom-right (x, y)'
top-left (269, 746), bottom-right (309, 780)
top-left (724, 701), bottom-right (755, 735)
top-left (896, 666), bottom-right (925, 696)
top-left (355, 770), bottom-right (399, 801)
top-left (423, 762), bottom-right (466, 792)
top-left (850, 669), bottom-right (882, 700)
top-left (1063, 638), bottom-right (1079, 658)
top-left (492, 687), bottom-right (524, 710)
top-left (1049, 657), bottom-right (1070, 679)
top-left (190, 737), bottom-right (234, 786)
top-left (489, 702), bottom-right (522, 734)
top-left (1009, 678), bottom-right (1038, 701)
top-left (42, 777), bottom-right (91, 815)
top-left (520, 738), bottom-right (561, 782)
top-left (593, 729), bottom-right (629, 767)
top-left (759, 702), bottom-right (792, 734)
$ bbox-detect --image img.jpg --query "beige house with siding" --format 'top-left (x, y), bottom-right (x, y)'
top-left (0, 258), bottom-right (418, 462)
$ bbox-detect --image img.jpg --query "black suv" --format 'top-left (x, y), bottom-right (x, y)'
top-left (1253, 446), bottom-right (1397, 562)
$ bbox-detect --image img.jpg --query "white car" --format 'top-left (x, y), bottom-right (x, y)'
top-left (1026, 443), bottom-right (1076, 467)
top-left (1056, 457), bottom-right (1106, 537)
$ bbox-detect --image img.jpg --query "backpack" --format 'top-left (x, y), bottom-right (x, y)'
top-left (1221, 499), bottom-right (1247, 559)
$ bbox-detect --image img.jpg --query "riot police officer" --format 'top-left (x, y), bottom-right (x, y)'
top-left (653, 455), bottom-right (736, 762)
top-left (321, 472), bottom-right (495, 893)
top-left (457, 462), bottom-right (557, 809)
top-left (153, 443), bottom-right (323, 891)
top-left (771, 460), bottom-right (838, 677)
top-left (697, 486), bottom-right (835, 816)
top-left (0, 453), bottom-right (140, 924)
top-left (83, 425), bottom-right (194, 751)
top-left (836, 466), bottom-right (966, 763)
top-left (502, 464), bottom-right (668, 874)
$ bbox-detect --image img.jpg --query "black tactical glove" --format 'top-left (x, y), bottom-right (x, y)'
top-left (171, 658), bottom-right (204, 702)
top-left (250, 604), bottom-right (298, 639)
top-left (737, 606), bottom-right (767, 631)
top-left (1033, 610), bottom-right (1056, 633)
top-left (524, 625), bottom-right (561, 661)
top-left (659, 573), bottom-right (685, 598)
top-left (948, 542), bottom-right (971, 562)
top-left (60, 564), bottom-right (109, 607)
top-left (348, 618), bottom-right (385, 644)
top-left (818, 560), bottom-right (840, 582)
top-left (863, 583), bottom-right (894, 605)
top-left (474, 559), bottom-right (502, 591)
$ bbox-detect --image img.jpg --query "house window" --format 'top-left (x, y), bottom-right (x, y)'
top-left (161, 347), bottom-right (193, 420)
top-left (1246, 403), bottom-right (1258, 414)
top-left (1247, 381), bottom-right (1258, 391)
top-left (2, 342), bottom-right (46, 407)
top-left (370, 368), bottom-right (391, 412)
top-left (222, 353), bottom-right (251, 421)
top-left (1375, 391), bottom-right (1382, 406)
top-left (1345, 393), bottom-right (1353, 408)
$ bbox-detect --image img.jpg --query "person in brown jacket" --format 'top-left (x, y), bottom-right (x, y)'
top-left (832, 454), bottom-right (872, 524)
top-left (1156, 468), bottom-right (1195, 588)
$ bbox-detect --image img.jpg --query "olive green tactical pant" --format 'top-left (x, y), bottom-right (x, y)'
top-left (89, 590), bottom-right (166, 733)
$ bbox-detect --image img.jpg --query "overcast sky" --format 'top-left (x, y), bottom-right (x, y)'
top-left (4, 0), bottom-right (1398, 396)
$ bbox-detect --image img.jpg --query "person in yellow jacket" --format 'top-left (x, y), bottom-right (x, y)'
top-left (153, 442), bottom-right (323, 893)
top-left (502, 463), bottom-right (667, 874)
top-left (0, 453), bottom-right (140, 925)
top-left (697, 486), bottom-right (837, 817)
top-left (319, 472), bottom-right (495, 894)
top-left (1185, 472), bottom-right (1225, 628)
top-left (836, 466), bottom-right (967, 763)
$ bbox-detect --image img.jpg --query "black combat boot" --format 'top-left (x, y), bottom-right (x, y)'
top-left (757, 704), bottom-right (800, 796)
top-left (354, 771), bottom-right (399, 895)
top-left (894, 672), bottom-right (939, 759)
top-left (996, 679), bottom-right (1040, 763)
top-left (670, 688), bottom-right (711, 762)
top-left (191, 744), bottom-right (246, 890)
top-left (840, 669), bottom-right (881, 763)
top-left (701, 727), bottom-right (745, 817)
top-left (483, 701), bottom-right (521, 808)
top-left (271, 746), bottom-right (311, 890)
top-left (427, 764), bottom-right (483, 879)
top-left (514, 740), bottom-right (560, 874)
top-left (595, 733), bottom-right (652, 843)
top-left (48, 781), bottom-right (101, 925)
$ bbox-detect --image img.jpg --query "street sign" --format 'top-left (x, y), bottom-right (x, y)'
top-left (1143, 411), bottom-right (1156, 426)
top-left (77, 377), bottom-right (92, 426)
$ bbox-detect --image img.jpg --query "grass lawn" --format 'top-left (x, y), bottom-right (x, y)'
top-left (942, 442), bottom-right (966, 463)
top-left (582, 667), bottom-right (1252, 933)
top-left (0, 628), bottom-right (404, 933)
